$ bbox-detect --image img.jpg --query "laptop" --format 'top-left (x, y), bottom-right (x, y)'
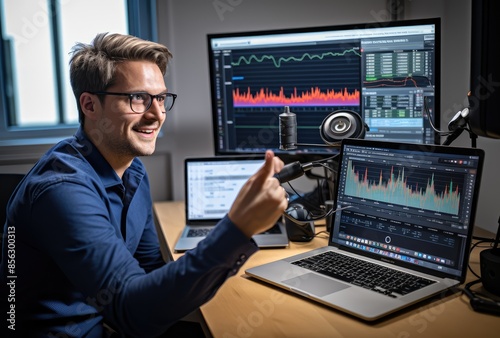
top-left (246, 138), bottom-right (484, 321)
top-left (174, 156), bottom-right (289, 252)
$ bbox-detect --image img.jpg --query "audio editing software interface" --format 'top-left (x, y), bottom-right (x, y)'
top-left (208, 20), bottom-right (440, 155)
top-left (361, 33), bottom-right (437, 143)
top-left (332, 144), bottom-right (481, 277)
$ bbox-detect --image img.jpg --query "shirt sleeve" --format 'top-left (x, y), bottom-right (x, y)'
top-left (133, 210), bottom-right (166, 273)
top-left (29, 180), bottom-right (258, 337)
top-left (120, 217), bottom-right (258, 336)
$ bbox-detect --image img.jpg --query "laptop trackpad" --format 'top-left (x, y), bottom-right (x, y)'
top-left (283, 273), bottom-right (350, 297)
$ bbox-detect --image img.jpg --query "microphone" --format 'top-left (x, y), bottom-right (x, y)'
top-left (279, 106), bottom-right (297, 150)
top-left (442, 128), bottom-right (465, 146)
top-left (442, 108), bottom-right (470, 146)
top-left (448, 107), bottom-right (469, 131)
top-left (273, 161), bottom-right (313, 183)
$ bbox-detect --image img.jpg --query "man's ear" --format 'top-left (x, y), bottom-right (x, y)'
top-left (80, 92), bottom-right (99, 121)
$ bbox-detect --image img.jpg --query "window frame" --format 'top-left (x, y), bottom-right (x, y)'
top-left (0, 0), bottom-right (158, 148)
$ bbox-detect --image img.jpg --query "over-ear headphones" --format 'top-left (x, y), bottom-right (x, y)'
top-left (319, 110), bottom-right (369, 145)
top-left (283, 203), bottom-right (315, 242)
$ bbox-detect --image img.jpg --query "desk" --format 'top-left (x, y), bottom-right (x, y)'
top-left (154, 201), bottom-right (500, 338)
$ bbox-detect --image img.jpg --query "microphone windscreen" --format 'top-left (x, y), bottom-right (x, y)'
top-left (279, 106), bottom-right (297, 150)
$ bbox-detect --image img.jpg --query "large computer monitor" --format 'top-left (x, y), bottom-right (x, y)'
top-left (207, 18), bottom-right (441, 163)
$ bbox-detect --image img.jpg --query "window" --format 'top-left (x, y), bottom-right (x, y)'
top-left (0, 0), bottom-right (157, 145)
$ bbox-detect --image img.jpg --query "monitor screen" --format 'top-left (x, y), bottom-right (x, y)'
top-left (207, 18), bottom-right (441, 163)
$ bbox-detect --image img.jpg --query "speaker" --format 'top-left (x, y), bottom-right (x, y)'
top-left (319, 110), bottom-right (368, 145)
top-left (284, 203), bottom-right (315, 242)
top-left (480, 249), bottom-right (500, 296)
top-left (468, 0), bottom-right (500, 139)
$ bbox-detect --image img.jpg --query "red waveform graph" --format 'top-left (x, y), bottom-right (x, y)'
top-left (233, 87), bottom-right (360, 107)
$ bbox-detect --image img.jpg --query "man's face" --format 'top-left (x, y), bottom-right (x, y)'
top-left (88, 61), bottom-right (167, 165)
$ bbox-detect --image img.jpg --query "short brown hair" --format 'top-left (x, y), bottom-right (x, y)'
top-left (69, 32), bottom-right (173, 124)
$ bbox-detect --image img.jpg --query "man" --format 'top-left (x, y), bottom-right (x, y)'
top-left (0, 33), bottom-right (287, 337)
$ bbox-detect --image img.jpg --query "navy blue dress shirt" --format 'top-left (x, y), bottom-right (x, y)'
top-left (0, 127), bottom-right (258, 337)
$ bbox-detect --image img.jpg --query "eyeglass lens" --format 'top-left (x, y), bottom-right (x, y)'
top-left (130, 93), bottom-right (175, 113)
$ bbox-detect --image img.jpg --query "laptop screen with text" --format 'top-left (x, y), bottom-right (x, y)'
top-left (185, 157), bottom-right (264, 222)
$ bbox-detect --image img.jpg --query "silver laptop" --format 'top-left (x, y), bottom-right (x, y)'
top-left (174, 156), bottom-right (289, 252)
top-left (246, 138), bottom-right (484, 321)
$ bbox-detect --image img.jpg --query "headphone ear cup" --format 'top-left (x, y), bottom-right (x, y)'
top-left (284, 203), bottom-right (315, 242)
top-left (320, 110), bottom-right (366, 144)
top-left (285, 203), bottom-right (310, 221)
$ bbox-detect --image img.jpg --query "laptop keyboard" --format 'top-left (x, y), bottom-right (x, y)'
top-left (187, 223), bottom-right (282, 238)
top-left (291, 251), bottom-right (436, 298)
top-left (187, 228), bottom-right (212, 237)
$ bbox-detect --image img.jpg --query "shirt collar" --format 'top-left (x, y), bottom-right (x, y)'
top-left (73, 127), bottom-right (145, 188)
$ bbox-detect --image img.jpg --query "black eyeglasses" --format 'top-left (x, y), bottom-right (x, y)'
top-left (91, 91), bottom-right (177, 113)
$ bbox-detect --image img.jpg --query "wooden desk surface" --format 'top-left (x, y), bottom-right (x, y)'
top-left (154, 201), bottom-right (500, 338)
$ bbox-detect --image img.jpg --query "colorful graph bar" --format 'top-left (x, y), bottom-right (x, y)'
top-left (233, 87), bottom-right (360, 107)
top-left (344, 161), bottom-right (461, 215)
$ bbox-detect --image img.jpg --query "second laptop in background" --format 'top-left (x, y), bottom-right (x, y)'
top-left (174, 156), bottom-right (289, 252)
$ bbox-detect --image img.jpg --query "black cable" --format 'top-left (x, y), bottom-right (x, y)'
top-left (286, 180), bottom-right (325, 217)
top-left (468, 239), bottom-right (492, 278)
top-left (283, 154), bottom-right (339, 220)
top-left (461, 278), bottom-right (500, 316)
top-left (423, 96), bottom-right (479, 147)
top-left (462, 278), bottom-right (483, 299)
top-left (423, 96), bottom-right (453, 137)
top-left (314, 230), bottom-right (330, 239)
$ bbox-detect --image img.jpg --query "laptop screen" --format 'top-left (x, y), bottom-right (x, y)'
top-left (331, 139), bottom-right (484, 280)
top-left (185, 157), bottom-right (264, 222)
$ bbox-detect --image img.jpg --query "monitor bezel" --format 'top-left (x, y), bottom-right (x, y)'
top-left (207, 17), bottom-right (442, 164)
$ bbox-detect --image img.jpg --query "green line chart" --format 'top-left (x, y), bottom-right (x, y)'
top-left (231, 48), bottom-right (361, 68)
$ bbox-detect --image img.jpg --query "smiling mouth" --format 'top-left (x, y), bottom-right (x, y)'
top-left (135, 128), bottom-right (154, 134)
top-left (133, 125), bottom-right (158, 135)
